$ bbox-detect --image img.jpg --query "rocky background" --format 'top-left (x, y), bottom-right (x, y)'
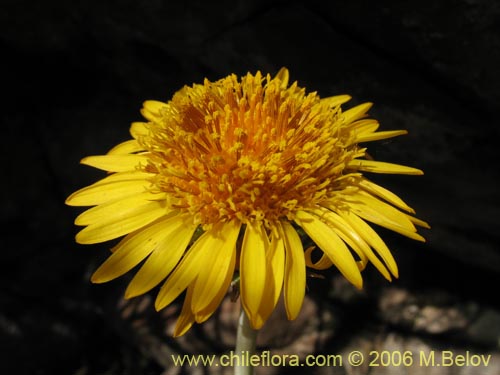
top-left (2, 1), bottom-right (500, 374)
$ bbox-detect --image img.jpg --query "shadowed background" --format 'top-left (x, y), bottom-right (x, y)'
top-left (2, 1), bottom-right (500, 374)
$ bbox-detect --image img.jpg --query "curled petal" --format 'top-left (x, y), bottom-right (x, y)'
top-left (295, 210), bottom-right (362, 289)
top-left (304, 247), bottom-right (333, 270)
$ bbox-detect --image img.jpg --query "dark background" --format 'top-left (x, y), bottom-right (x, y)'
top-left (2, 1), bottom-right (500, 374)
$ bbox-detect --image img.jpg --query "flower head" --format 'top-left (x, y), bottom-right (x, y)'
top-left (66, 68), bottom-right (428, 336)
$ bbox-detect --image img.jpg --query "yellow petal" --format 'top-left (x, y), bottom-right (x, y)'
top-left (304, 247), bottom-right (333, 270)
top-left (357, 177), bottom-right (415, 213)
top-left (254, 231), bottom-right (285, 328)
top-left (66, 179), bottom-right (152, 207)
top-left (74, 191), bottom-right (166, 226)
top-left (332, 232), bottom-right (371, 274)
top-left (351, 192), bottom-right (416, 230)
top-left (347, 159), bottom-right (423, 175)
top-left (342, 102), bottom-right (372, 124)
top-left (354, 130), bottom-right (407, 143)
top-left (350, 119), bottom-right (380, 134)
top-left (193, 247), bottom-right (236, 324)
top-left (155, 229), bottom-right (217, 311)
top-left (310, 211), bottom-right (368, 267)
top-left (321, 95), bottom-right (352, 108)
top-left (266, 233), bottom-right (285, 308)
top-left (295, 211), bottom-right (363, 289)
top-left (76, 201), bottom-right (168, 244)
top-left (314, 208), bottom-right (393, 280)
top-left (125, 218), bottom-right (198, 298)
top-left (344, 192), bottom-right (425, 241)
top-left (107, 140), bottom-right (145, 155)
top-left (275, 67), bottom-right (289, 89)
top-left (93, 171), bottom-right (154, 185)
top-left (279, 220), bottom-right (306, 320)
top-left (90, 215), bottom-right (179, 283)
top-left (141, 100), bottom-right (168, 121)
top-left (143, 100), bottom-right (168, 114)
top-left (191, 221), bottom-right (240, 314)
top-left (407, 215), bottom-right (431, 229)
top-left (173, 284), bottom-right (195, 337)
top-left (130, 122), bottom-right (149, 139)
top-left (81, 154), bottom-right (149, 173)
top-left (240, 222), bottom-right (268, 326)
top-left (340, 211), bottom-right (399, 277)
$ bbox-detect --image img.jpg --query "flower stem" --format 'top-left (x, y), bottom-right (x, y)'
top-left (234, 307), bottom-right (258, 375)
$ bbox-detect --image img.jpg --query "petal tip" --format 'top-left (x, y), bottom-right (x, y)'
top-left (65, 192), bottom-right (80, 206)
top-left (250, 318), bottom-right (264, 330)
top-left (90, 272), bottom-right (106, 284)
top-left (74, 232), bottom-right (85, 244)
top-left (352, 275), bottom-right (363, 290)
top-left (154, 299), bottom-right (164, 311)
top-left (124, 286), bottom-right (141, 300)
top-left (75, 231), bottom-right (96, 245)
top-left (421, 221), bottom-right (431, 229)
top-left (80, 156), bottom-right (92, 166)
top-left (73, 215), bottom-right (86, 226)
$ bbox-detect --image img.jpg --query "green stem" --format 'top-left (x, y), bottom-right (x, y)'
top-left (234, 307), bottom-right (258, 375)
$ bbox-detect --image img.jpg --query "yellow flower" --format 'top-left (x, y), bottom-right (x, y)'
top-left (66, 68), bottom-right (428, 336)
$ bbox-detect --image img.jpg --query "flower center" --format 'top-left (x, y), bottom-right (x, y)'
top-left (140, 72), bottom-right (358, 229)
